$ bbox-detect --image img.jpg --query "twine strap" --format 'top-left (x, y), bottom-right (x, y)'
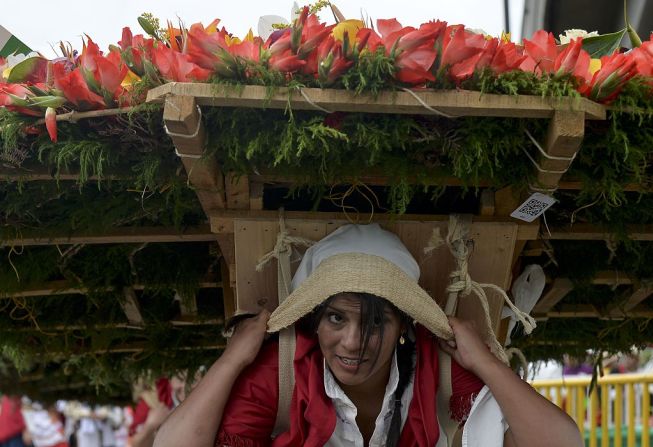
top-left (259, 210), bottom-right (315, 438)
top-left (506, 347), bottom-right (529, 380)
top-left (401, 88), bottom-right (457, 118)
top-left (440, 215), bottom-right (537, 364)
top-left (298, 88), bottom-right (333, 114)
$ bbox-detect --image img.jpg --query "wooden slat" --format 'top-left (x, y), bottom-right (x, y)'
top-left (121, 287), bottom-right (144, 326)
top-left (163, 95), bottom-right (226, 212)
top-left (535, 110), bottom-right (586, 190)
top-left (211, 210), bottom-right (539, 241)
top-left (591, 271), bottom-right (633, 286)
top-left (249, 181), bottom-right (264, 210)
top-left (147, 84), bottom-right (606, 120)
top-left (545, 223), bottom-right (653, 241)
top-left (7, 318), bottom-right (224, 332)
top-left (532, 277), bottom-right (575, 313)
top-left (0, 225), bottom-right (215, 247)
top-left (537, 303), bottom-right (599, 318)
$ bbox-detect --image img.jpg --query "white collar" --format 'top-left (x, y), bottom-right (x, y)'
top-left (323, 349), bottom-right (400, 410)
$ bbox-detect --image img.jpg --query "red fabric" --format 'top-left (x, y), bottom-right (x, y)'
top-left (129, 378), bottom-right (174, 436)
top-left (0, 395), bottom-right (25, 442)
top-left (217, 325), bottom-right (483, 446)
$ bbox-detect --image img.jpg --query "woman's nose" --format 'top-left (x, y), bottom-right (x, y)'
top-left (340, 323), bottom-right (361, 352)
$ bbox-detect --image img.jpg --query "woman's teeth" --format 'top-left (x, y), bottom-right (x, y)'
top-left (339, 357), bottom-right (362, 365)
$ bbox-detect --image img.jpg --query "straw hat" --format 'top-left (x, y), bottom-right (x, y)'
top-left (267, 224), bottom-right (453, 340)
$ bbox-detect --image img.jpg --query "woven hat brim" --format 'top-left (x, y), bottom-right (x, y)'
top-left (267, 252), bottom-right (453, 339)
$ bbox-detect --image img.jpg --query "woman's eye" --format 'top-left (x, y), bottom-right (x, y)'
top-left (327, 313), bottom-right (343, 324)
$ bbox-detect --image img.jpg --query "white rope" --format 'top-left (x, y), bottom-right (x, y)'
top-left (506, 347), bottom-right (529, 380)
top-left (524, 129), bottom-right (577, 161)
top-left (520, 145), bottom-right (570, 174)
top-left (298, 89), bottom-right (333, 114)
top-left (401, 88), bottom-right (457, 118)
top-left (256, 210), bottom-right (315, 273)
top-left (439, 215), bottom-right (538, 364)
top-left (174, 147), bottom-right (202, 159)
top-left (528, 183), bottom-right (558, 194)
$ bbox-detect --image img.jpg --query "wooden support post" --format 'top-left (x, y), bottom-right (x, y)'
top-left (220, 258), bottom-right (236, 321)
top-left (534, 110), bottom-right (585, 191)
top-left (121, 287), bottom-right (144, 326)
top-left (225, 172), bottom-right (250, 209)
top-left (163, 95), bottom-right (226, 212)
top-left (532, 278), bottom-right (574, 315)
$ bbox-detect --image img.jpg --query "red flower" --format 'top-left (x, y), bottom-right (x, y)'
top-left (0, 84), bottom-right (43, 116)
top-left (151, 44), bottom-right (212, 82)
top-left (488, 40), bottom-right (527, 74)
top-left (554, 38), bottom-right (590, 82)
top-left (439, 25), bottom-right (487, 69)
top-left (520, 30), bottom-right (557, 74)
top-left (52, 63), bottom-right (105, 110)
top-left (579, 52), bottom-right (637, 103)
top-left (45, 107), bottom-right (57, 142)
top-left (119, 27), bottom-right (154, 76)
top-left (268, 50), bottom-right (307, 73)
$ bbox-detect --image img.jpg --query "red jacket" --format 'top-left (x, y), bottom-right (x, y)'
top-left (217, 326), bottom-right (482, 446)
top-left (0, 395), bottom-right (25, 442)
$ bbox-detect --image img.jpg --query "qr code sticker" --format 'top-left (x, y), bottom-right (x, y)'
top-left (510, 193), bottom-right (555, 222)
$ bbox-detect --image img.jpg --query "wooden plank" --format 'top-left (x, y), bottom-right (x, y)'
top-left (225, 172), bottom-right (250, 209)
top-left (479, 189), bottom-right (495, 216)
top-left (163, 95), bottom-right (226, 213)
top-left (1, 278), bottom-right (221, 299)
top-left (544, 223), bottom-right (653, 241)
top-left (211, 210), bottom-right (539, 240)
top-left (534, 110), bottom-right (586, 190)
top-left (232, 218), bottom-right (517, 336)
top-left (591, 271), bottom-right (633, 286)
top-left (220, 258), bottom-right (236, 321)
top-left (537, 304), bottom-right (599, 319)
top-left (121, 287), bottom-right (144, 326)
top-left (623, 284), bottom-right (653, 311)
top-left (0, 225), bottom-right (215, 247)
top-left (532, 277), bottom-right (574, 313)
top-left (147, 84), bottom-right (606, 120)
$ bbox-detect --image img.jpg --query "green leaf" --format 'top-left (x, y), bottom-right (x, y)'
top-left (581, 29), bottom-right (626, 58)
top-left (6, 56), bottom-right (48, 83)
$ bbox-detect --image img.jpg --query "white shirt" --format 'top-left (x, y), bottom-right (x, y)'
top-left (323, 351), bottom-right (413, 447)
top-left (322, 352), bottom-right (508, 447)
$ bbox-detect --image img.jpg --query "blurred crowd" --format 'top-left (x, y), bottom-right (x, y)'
top-left (0, 372), bottom-right (198, 447)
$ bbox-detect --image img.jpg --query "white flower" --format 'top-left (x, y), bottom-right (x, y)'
top-left (257, 2), bottom-right (301, 41)
top-left (559, 29), bottom-right (599, 44)
top-left (1, 51), bottom-right (40, 80)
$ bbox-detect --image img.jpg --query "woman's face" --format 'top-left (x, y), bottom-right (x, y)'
top-left (316, 293), bottom-right (403, 388)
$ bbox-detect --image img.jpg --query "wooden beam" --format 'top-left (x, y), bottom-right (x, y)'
top-left (534, 110), bottom-right (586, 190)
top-left (1, 278), bottom-right (222, 299)
top-left (6, 318), bottom-right (224, 332)
top-left (0, 225), bottom-right (216, 247)
top-left (163, 95), bottom-right (226, 212)
top-left (147, 83), bottom-right (606, 120)
top-left (249, 181), bottom-right (264, 210)
top-left (532, 277), bottom-right (574, 314)
top-left (544, 223), bottom-right (653, 241)
top-left (591, 271), bottom-right (633, 286)
top-left (623, 284), bottom-right (653, 311)
top-left (536, 303), bottom-right (599, 319)
top-left (210, 210), bottom-right (540, 240)
top-left (120, 287), bottom-right (144, 326)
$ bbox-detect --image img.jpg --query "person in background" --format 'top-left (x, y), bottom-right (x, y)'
top-left (0, 395), bottom-right (28, 447)
top-left (129, 373), bottom-right (198, 447)
top-left (23, 403), bottom-right (67, 447)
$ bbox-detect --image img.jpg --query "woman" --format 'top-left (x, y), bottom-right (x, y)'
top-left (154, 224), bottom-right (582, 447)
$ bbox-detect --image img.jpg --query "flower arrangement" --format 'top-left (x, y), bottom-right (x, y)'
top-left (1, 6), bottom-right (652, 142)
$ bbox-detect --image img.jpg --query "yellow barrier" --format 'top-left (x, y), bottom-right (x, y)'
top-left (532, 374), bottom-right (653, 447)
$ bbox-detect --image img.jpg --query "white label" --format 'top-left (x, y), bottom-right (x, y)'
top-left (510, 193), bottom-right (556, 222)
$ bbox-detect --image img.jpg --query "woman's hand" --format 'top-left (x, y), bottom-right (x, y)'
top-left (221, 310), bottom-right (270, 371)
top-left (438, 316), bottom-right (497, 376)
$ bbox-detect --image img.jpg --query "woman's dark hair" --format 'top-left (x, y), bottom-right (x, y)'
top-left (303, 292), bottom-right (415, 446)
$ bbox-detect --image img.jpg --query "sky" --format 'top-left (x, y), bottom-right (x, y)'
top-left (2, 0), bottom-right (524, 58)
